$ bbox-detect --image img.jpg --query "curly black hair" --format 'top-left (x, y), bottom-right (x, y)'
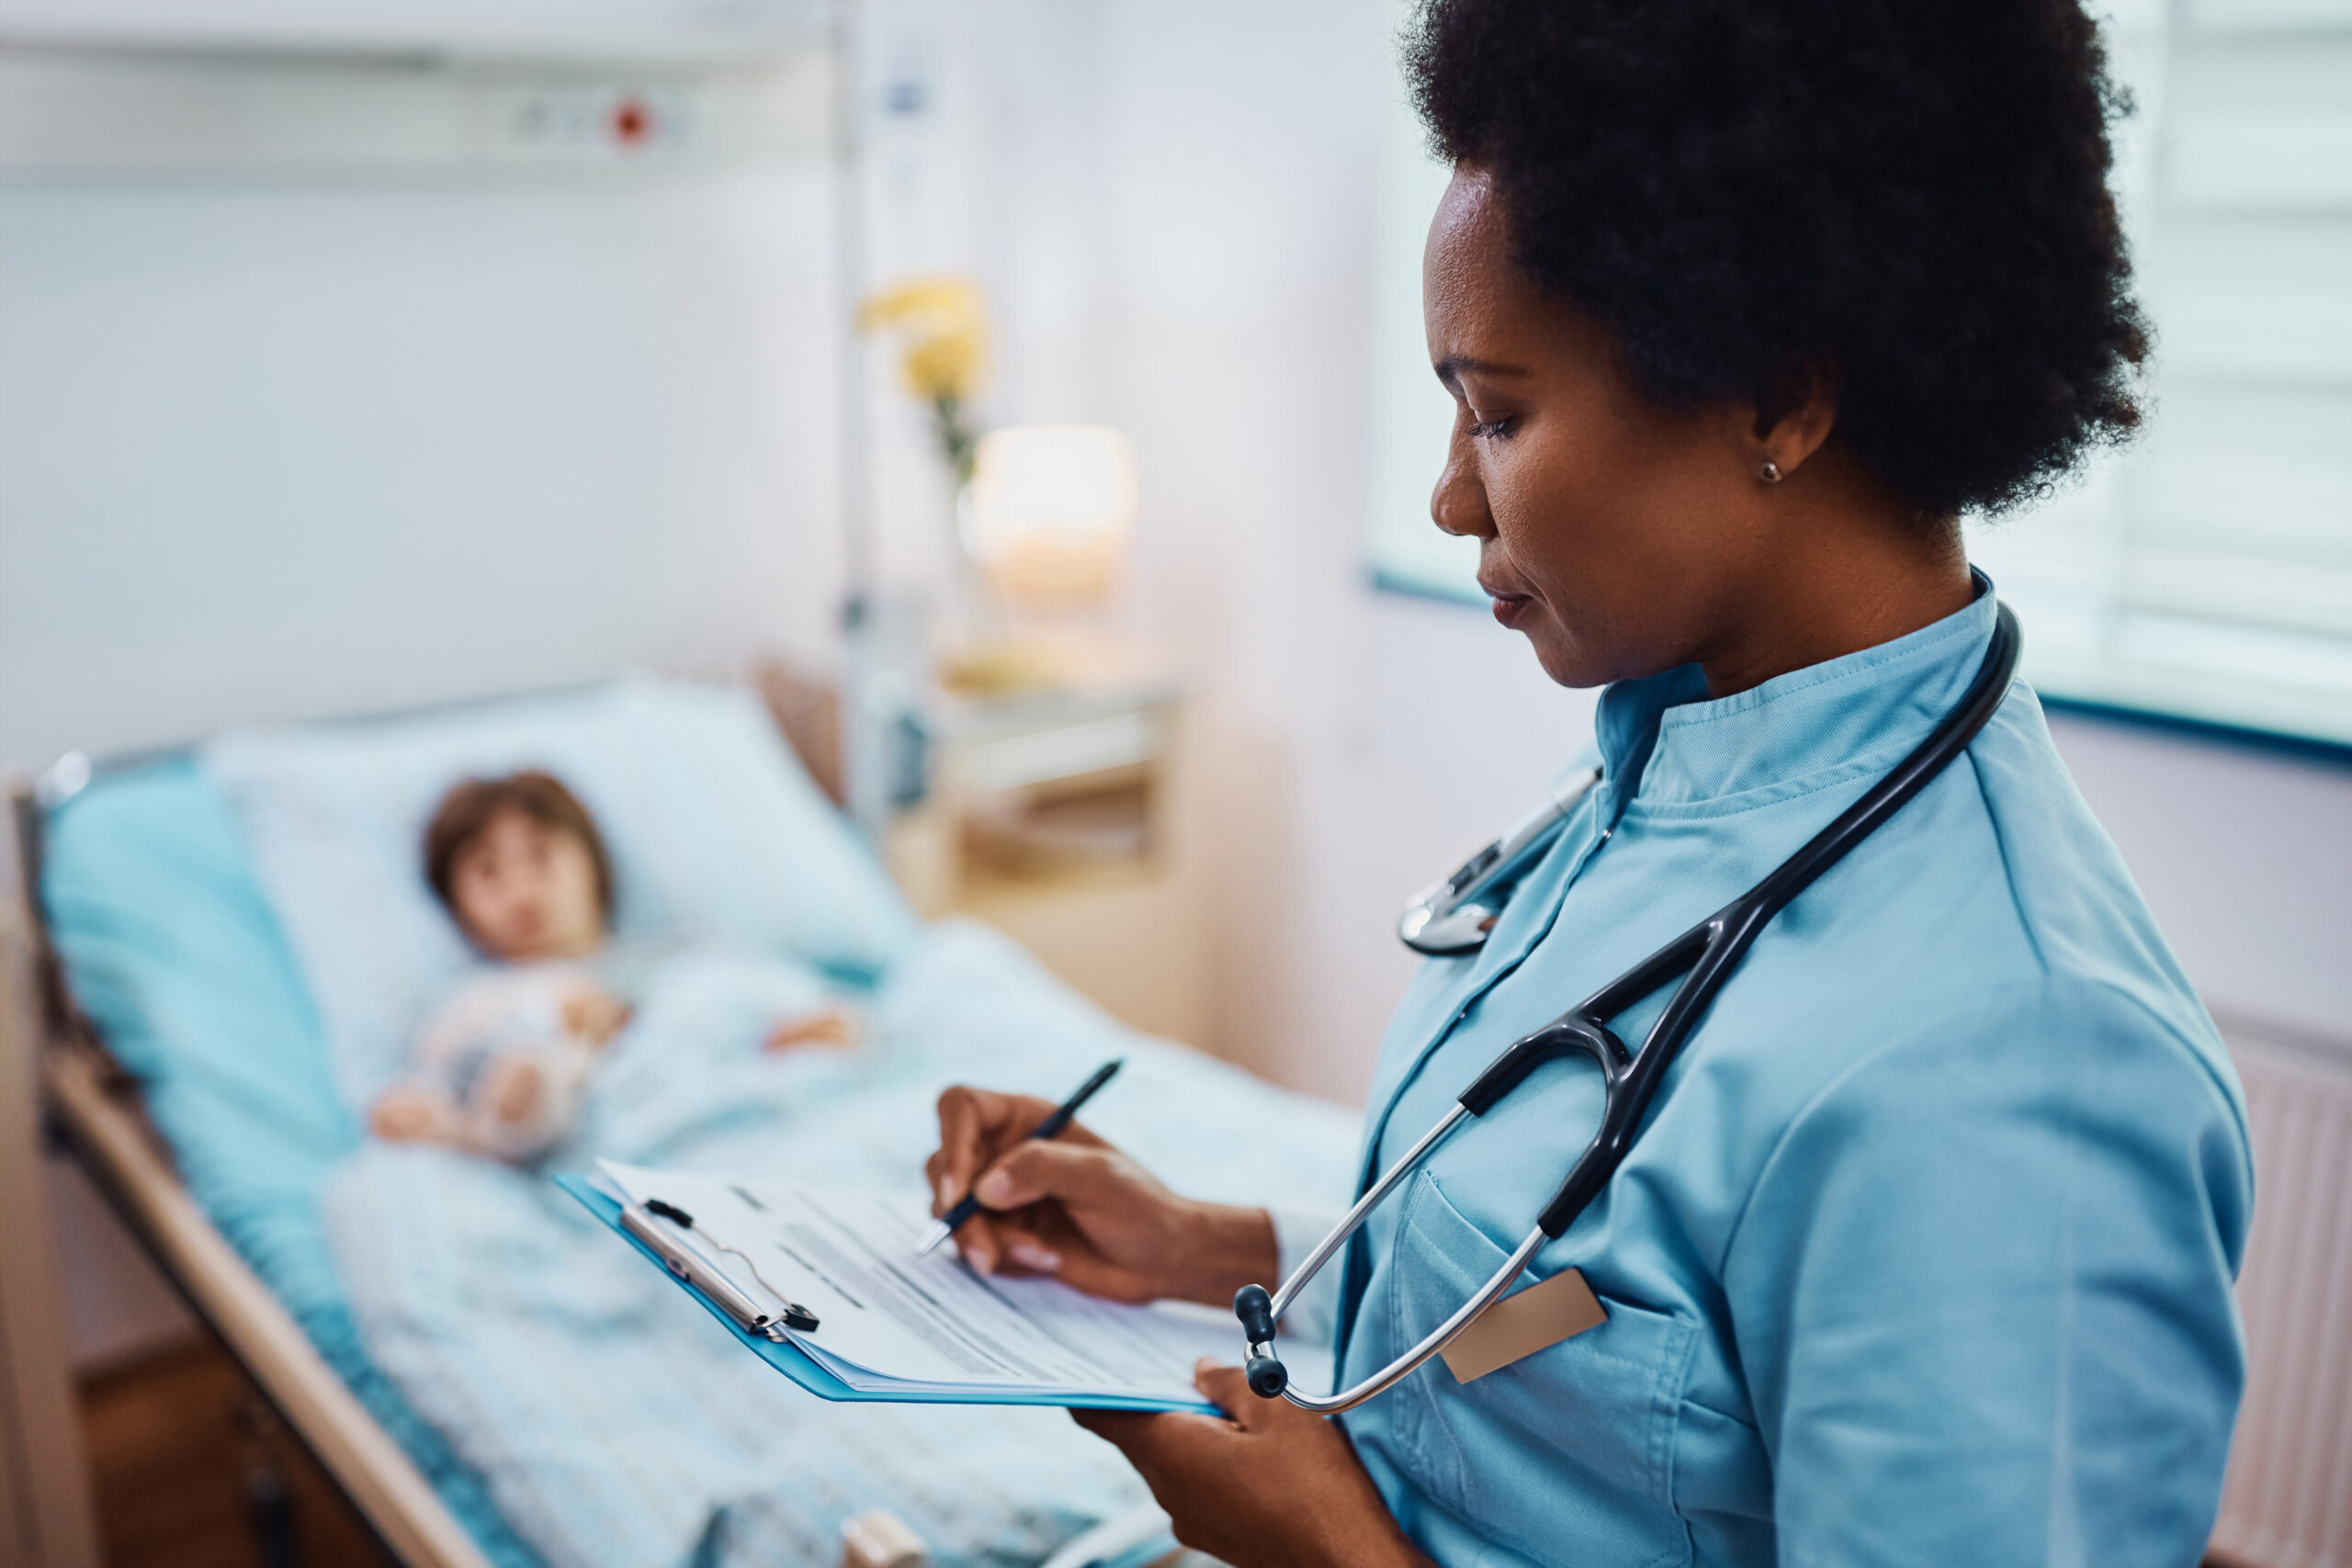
top-left (1406, 0), bottom-right (2149, 520)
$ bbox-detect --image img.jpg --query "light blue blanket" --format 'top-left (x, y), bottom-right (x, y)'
top-left (324, 922), bottom-right (1361, 1568)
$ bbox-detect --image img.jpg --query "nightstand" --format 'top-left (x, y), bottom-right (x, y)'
top-left (885, 664), bottom-right (1209, 1050)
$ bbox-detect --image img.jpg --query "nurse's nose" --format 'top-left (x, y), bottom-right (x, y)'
top-left (1430, 431), bottom-right (1495, 539)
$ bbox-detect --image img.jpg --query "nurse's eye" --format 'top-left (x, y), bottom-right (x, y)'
top-left (1469, 414), bottom-right (1517, 441)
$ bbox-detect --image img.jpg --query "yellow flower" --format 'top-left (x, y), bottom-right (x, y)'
top-left (858, 275), bottom-right (989, 405)
top-left (900, 331), bottom-right (983, 406)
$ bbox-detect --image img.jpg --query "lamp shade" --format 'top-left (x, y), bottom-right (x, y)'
top-left (960, 424), bottom-right (1138, 606)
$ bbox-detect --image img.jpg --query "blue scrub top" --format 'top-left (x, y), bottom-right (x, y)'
top-left (1319, 586), bottom-right (2252, 1567)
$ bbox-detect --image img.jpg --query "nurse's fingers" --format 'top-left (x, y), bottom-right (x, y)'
top-left (946, 1213), bottom-right (1075, 1280)
top-left (1191, 1361), bottom-right (1276, 1431)
top-left (930, 1086), bottom-right (1047, 1209)
top-left (1069, 1405), bottom-right (1148, 1442)
top-left (1078, 1386), bottom-right (1418, 1568)
top-left (928, 1086), bottom-right (1117, 1213)
top-left (950, 1213), bottom-right (1008, 1274)
top-left (926, 1204), bottom-right (1090, 1284)
top-left (925, 1201), bottom-right (1093, 1280)
top-left (1193, 1359), bottom-right (1329, 1438)
top-left (929, 1089), bottom-right (1049, 1273)
top-left (981, 1217), bottom-right (1162, 1303)
top-left (1074, 1368), bottom-right (1270, 1453)
top-left (968, 1140), bottom-right (1121, 1213)
top-left (929, 1085), bottom-right (1133, 1279)
top-left (1071, 1406), bottom-right (1236, 1458)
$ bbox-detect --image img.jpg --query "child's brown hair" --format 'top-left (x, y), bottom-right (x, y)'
top-left (424, 770), bottom-right (616, 923)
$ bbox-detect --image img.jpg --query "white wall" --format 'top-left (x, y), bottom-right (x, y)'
top-left (2046, 712), bottom-right (2351, 1041)
top-left (0, 90), bottom-right (846, 767)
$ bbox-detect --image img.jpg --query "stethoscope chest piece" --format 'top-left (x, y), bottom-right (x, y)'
top-left (1398, 768), bottom-right (1603, 957)
top-left (1396, 896), bottom-right (1504, 955)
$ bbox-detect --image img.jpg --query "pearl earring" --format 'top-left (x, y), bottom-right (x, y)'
top-left (1759, 460), bottom-right (1784, 484)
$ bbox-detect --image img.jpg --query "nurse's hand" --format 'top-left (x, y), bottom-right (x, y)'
top-left (1076, 1361), bottom-right (1431, 1568)
top-left (926, 1085), bottom-right (1277, 1307)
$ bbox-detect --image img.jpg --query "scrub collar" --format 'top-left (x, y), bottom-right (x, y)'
top-left (1594, 571), bottom-right (2000, 809)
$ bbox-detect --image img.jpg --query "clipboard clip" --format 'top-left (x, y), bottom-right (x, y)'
top-left (620, 1199), bottom-right (820, 1340)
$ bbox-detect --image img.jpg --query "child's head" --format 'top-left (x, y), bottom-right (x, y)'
top-left (424, 771), bottom-right (615, 962)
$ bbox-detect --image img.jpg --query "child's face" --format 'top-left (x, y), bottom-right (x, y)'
top-left (448, 808), bottom-right (605, 963)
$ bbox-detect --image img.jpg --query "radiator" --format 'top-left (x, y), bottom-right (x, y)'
top-left (2210, 1021), bottom-right (2352, 1568)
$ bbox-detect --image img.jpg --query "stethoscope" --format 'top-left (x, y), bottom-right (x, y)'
top-left (1234, 600), bottom-right (2021, 1413)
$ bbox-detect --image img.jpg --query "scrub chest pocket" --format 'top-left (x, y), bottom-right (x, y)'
top-left (1385, 1172), bottom-right (1700, 1568)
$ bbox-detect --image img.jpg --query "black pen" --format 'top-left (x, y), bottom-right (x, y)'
top-left (914, 1057), bottom-right (1125, 1258)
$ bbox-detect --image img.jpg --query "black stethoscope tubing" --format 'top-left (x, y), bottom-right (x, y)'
top-left (1235, 599), bottom-right (2022, 1410)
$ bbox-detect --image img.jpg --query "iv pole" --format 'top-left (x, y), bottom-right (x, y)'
top-left (831, 0), bottom-right (888, 841)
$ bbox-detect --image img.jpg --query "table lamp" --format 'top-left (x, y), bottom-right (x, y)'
top-left (959, 424), bottom-right (1138, 611)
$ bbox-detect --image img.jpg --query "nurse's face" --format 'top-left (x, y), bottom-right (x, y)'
top-left (1424, 168), bottom-right (1783, 690)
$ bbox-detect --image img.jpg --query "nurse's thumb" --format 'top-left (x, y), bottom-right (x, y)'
top-left (972, 1142), bottom-right (1117, 1212)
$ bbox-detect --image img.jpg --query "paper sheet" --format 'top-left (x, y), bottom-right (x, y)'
top-left (599, 1161), bottom-right (1248, 1406)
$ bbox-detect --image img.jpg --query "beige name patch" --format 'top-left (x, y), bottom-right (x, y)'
top-left (1440, 1268), bottom-right (1608, 1383)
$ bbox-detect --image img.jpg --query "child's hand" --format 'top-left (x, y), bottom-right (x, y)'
top-left (477, 1054), bottom-right (548, 1131)
top-left (560, 986), bottom-right (634, 1046)
top-left (764, 1005), bottom-right (865, 1053)
top-left (370, 1086), bottom-right (459, 1145)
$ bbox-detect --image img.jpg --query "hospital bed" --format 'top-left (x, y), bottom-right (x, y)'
top-left (6, 678), bottom-right (1359, 1568)
top-left (11, 760), bottom-right (511, 1568)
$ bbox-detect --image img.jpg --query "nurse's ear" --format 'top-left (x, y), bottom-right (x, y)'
top-left (1748, 367), bottom-right (1839, 487)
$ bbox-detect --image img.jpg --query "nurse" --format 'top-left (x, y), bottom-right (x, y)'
top-left (926, 1), bottom-right (2252, 1562)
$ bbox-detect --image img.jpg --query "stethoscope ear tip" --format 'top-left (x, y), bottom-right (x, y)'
top-left (1233, 1282), bottom-right (1288, 1398)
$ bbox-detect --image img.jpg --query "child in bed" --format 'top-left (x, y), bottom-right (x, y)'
top-left (368, 770), bottom-right (862, 1161)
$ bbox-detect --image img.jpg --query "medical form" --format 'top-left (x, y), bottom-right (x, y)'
top-left (593, 1161), bottom-right (1263, 1409)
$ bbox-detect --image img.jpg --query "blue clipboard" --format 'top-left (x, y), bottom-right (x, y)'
top-left (557, 1173), bottom-right (1219, 1414)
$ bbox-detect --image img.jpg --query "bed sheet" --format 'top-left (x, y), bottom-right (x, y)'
top-left (323, 921), bottom-right (1362, 1568)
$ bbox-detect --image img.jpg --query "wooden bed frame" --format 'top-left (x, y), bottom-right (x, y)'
top-left (0, 789), bottom-right (100, 1568)
top-left (4, 776), bottom-right (492, 1568)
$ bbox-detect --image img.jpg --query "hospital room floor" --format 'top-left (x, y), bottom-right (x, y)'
top-left (79, 1337), bottom-right (387, 1568)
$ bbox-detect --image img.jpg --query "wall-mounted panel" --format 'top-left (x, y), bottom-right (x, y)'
top-left (0, 48), bottom-right (831, 173)
top-left (0, 0), bottom-right (826, 65)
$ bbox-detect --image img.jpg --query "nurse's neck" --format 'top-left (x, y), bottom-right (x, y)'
top-left (1692, 444), bottom-right (1974, 701)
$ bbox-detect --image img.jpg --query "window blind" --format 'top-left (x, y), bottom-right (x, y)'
top-left (1363, 47), bottom-right (1475, 607)
top-left (1365, 0), bottom-right (2352, 748)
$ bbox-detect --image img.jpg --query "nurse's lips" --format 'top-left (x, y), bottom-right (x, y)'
top-left (1482, 581), bottom-right (1536, 629)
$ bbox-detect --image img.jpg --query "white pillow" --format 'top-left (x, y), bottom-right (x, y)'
top-left (202, 677), bottom-right (915, 1110)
